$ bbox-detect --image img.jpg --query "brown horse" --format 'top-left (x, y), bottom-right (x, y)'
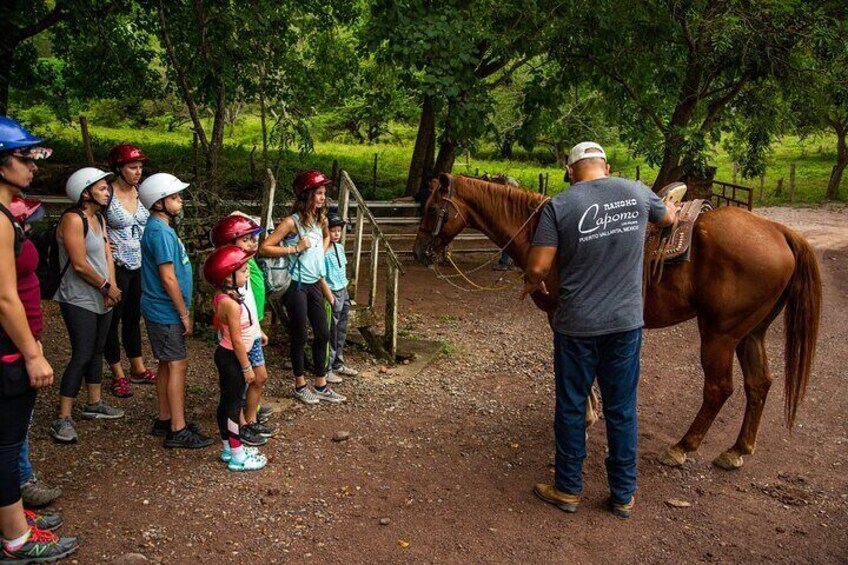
top-left (413, 174), bottom-right (821, 470)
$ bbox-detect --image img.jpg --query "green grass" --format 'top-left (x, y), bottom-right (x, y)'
top-left (26, 110), bottom-right (845, 204)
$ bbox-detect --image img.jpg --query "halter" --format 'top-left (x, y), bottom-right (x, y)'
top-left (427, 176), bottom-right (551, 292)
top-left (431, 176), bottom-right (467, 238)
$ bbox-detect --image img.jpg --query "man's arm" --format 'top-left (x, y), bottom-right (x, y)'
top-left (521, 246), bottom-right (557, 299)
top-left (655, 199), bottom-right (677, 227)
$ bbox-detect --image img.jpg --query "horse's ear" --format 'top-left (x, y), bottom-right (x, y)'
top-left (438, 173), bottom-right (451, 194)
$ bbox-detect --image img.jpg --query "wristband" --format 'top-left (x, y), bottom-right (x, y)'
top-left (241, 365), bottom-right (252, 373)
top-left (99, 281), bottom-right (111, 297)
top-left (180, 313), bottom-right (190, 319)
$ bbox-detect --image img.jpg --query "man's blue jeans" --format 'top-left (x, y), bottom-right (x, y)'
top-left (554, 328), bottom-right (642, 505)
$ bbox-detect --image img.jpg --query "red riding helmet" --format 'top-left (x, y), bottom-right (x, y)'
top-left (8, 195), bottom-right (45, 225)
top-left (292, 170), bottom-right (332, 198)
top-left (210, 215), bottom-right (262, 247)
top-left (203, 245), bottom-right (255, 289)
top-left (108, 144), bottom-right (149, 170)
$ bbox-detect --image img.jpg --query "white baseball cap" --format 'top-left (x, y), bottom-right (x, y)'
top-left (568, 142), bottom-right (607, 166)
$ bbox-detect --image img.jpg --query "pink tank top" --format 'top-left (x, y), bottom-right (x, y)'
top-left (213, 293), bottom-right (257, 351)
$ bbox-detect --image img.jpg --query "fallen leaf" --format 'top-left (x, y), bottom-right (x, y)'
top-left (665, 498), bottom-right (691, 508)
top-left (398, 540), bottom-right (410, 549)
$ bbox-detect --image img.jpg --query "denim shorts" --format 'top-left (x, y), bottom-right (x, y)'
top-left (146, 321), bottom-right (187, 362)
top-left (247, 337), bottom-right (265, 367)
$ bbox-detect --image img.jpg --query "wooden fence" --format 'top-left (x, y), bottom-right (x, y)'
top-left (711, 180), bottom-right (754, 210)
top-left (337, 171), bottom-right (405, 360)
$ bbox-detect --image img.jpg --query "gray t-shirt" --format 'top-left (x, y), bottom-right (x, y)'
top-left (532, 177), bottom-right (667, 337)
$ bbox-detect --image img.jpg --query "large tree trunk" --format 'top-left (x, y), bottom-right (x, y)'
top-left (826, 125), bottom-right (847, 200)
top-left (652, 140), bottom-right (685, 190)
top-left (405, 94), bottom-right (436, 198)
top-left (434, 136), bottom-right (456, 175)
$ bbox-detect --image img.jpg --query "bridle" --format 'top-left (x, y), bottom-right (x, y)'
top-left (423, 176), bottom-right (551, 292)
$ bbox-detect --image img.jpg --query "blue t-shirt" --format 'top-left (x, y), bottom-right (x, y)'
top-left (141, 216), bottom-right (193, 324)
top-left (532, 177), bottom-right (667, 337)
top-left (325, 242), bottom-right (348, 292)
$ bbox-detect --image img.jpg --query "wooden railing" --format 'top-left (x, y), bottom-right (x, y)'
top-left (337, 171), bottom-right (405, 360)
top-left (711, 181), bottom-right (754, 210)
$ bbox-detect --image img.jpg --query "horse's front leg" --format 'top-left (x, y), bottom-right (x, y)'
top-left (658, 331), bottom-right (737, 467)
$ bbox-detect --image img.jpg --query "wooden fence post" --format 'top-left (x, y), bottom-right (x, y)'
top-left (545, 173), bottom-right (550, 195)
top-left (759, 174), bottom-right (765, 202)
top-left (368, 224), bottom-right (380, 309)
top-left (384, 260), bottom-right (399, 359)
top-left (732, 162), bottom-right (738, 184)
top-left (538, 173), bottom-right (544, 194)
top-left (338, 172), bottom-right (350, 246)
top-left (79, 116), bottom-right (95, 166)
top-left (775, 178), bottom-right (784, 197)
top-left (789, 163), bottom-right (796, 205)
top-left (331, 159), bottom-right (339, 186)
top-left (636, 166), bottom-right (640, 181)
top-left (372, 153), bottom-right (378, 192)
top-left (350, 205), bottom-right (365, 301)
top-left (259, 169), bottom-right (276, 232)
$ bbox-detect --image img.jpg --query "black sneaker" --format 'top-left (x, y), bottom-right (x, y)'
top-left (257, 405), bottom-right (275, 423)
top-left (164, 427), bottom-right (213, 449)
top-left (245, 421), bottom-right (279, 438)
top-left (150, 418), bottom-right (171, 437)
top-left (239, 425), bottom-right (268, 447)
top-left (25, 509), bottom-right (63, 532)
top-left (1, 527), bottom-right (79, 562)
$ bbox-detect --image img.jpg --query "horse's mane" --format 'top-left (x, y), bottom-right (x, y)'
top-left (454, 175), bottom-right (547, 225)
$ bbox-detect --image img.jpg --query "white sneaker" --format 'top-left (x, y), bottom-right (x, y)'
top-left (326, 371), bottom-right (343, 384)
top-left (335, 365), bottom-right (359, 377)
top-left (293, 386), bottom-right (320, 405)
top-left (314, 387), bottom-right (346, 403)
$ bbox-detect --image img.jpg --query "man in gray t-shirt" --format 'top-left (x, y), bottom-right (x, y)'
top-left (524, 142), bottom-right (674, 518)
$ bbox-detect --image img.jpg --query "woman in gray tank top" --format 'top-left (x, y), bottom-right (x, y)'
top-left (50, 168), bottom-right (125, 445)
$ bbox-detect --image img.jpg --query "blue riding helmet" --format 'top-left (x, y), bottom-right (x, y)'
top-left (0, 116), bottom-right (52, 158)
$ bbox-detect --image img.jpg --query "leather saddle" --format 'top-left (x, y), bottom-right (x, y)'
top-left (644, 182), bottom-right (712, 285)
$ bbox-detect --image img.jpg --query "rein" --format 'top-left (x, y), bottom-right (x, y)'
top-left (431, 185), bottom-right (550, 292)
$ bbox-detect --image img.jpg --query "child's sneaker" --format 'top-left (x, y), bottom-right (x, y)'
top-left (50, 418), bottom-right (78, 444)
top-left (220, 446), bottom-right (259, 463)
top-left (24, 509), bottom-right (63, 532)
top-left (228, 451), bottom-right (268, 472)
top-left (245, 421), bottom-right (279, 438)
top-left (335, 365), bottom-right (359, 377)
top-left (1, 527), bottom-right (79, 562)
top-left (240, 425), bottom-right (268, 447)
top-left (257, 405), bottom-right (275, 424)
top-left (293, 386), bottom-right (320, 405)
top-left (326, 371), bottom-right (343, 384)
top-left (315, 387), bottom-right (346, 403)
top-left (81, 401), bottom-right (124, 420)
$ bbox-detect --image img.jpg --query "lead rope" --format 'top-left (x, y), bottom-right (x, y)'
top-left (432, 196), bottom-right (550, 292)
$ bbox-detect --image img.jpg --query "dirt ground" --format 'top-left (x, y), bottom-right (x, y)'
top-left (25, 205), bottom-right (848, 564)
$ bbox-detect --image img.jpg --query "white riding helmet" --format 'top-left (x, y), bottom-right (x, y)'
top-left (139, 172), bottom-right (190, 210)
top-left (65, 167), bottom-right (111, 203)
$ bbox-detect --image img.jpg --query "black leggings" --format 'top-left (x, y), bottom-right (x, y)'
top-left (283, 282), bottom-right (330, 378)
top-left (215, 347), bottom-right (243, 443)
top-left (0, 353), bottom-right (36, 507)
top-left (104, 266), bottom-right (143, 365)
top-left (59, 303), bottom-right (113, 398)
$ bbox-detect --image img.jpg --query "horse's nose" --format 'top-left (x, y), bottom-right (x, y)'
top-left (413, 234), bottom-right (432, 265)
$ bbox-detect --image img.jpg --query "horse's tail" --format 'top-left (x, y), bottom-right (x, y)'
top-left (779, 226), bottom-right (822, 428)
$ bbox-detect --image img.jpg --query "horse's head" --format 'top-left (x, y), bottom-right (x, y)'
top-left (413, 174), bottom-right (470, 265)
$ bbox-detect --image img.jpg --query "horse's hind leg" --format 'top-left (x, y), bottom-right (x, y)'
top-left (713, 328), bottom-right (773, 470)
top-left (658, 333), bottom-right (737, 467)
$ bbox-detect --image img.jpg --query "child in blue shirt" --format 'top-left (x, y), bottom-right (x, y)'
top-left (325, 214), bottom-right (357, 383)
top-left (138, 173), bottom-right (212, 449)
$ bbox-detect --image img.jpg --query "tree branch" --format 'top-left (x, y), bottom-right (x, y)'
top-left (15, 4), bottom-right (67, 42)
top-left (155, 0), bottom-right (210, 154)
top-left (700, 77), bottom-right (748, 132)
top-left (583, 53), bottom-right (665, 132)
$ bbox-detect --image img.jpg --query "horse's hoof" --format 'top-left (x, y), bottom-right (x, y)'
top-left (713, 451), bottom-right (744, 470)
top-left (657, 446), bottom-right (687, 467)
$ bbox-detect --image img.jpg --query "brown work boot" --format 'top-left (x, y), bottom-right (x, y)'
top-left (533, 484), bottom-right (580, 513)
top-left (609, 496), bottom-right (635, 519)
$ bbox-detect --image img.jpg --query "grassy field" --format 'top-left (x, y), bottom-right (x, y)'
top-left (27, 111), bottom-right (844, 205)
